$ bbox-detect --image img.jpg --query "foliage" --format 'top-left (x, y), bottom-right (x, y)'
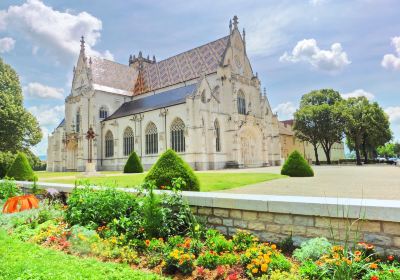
top-left (165, 247), bottom-right (195, 274)
top-left (0, 151), bottom-right (16, 178)
top-left (0, 58), bottom-right (42, 153)
top-left (2, 194), bottom-right (39, 214)
top-left (281, 150), bottom-right (314, 177)
top-left (377, 142), bottom-right (396, 158)
top-left (65, 187), bottom-right (139, 229)
top-left (240, 243), bottom-right (282, 278)
top-left (196, 250), bottom-right (221, 269)
top-left (278, 234), bottom-right (295, 254)
top-left (0, 179), bottom-right (21, 200)
top-left (142, 184), bottom-right (163, 238)
top-left (205, 229), bottom-right (234, 253)
top-left (295, 89), bottom-right (344, 164)
top-left (293, 237), bottom-right (332, 262)
top-left (298, 260), bottom-right (321, 279)
top-left (144, 149), bottom-right (200, 191)
top-left (123, 151), bottom-right (144, 173)
top-left (232, 230), bottom-right (259, 251)
top-left (6, 152), bottom-right (37, 181)
top-left (0, 230), bottom-right (164, 280)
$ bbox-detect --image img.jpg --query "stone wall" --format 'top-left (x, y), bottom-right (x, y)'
top-left (11, 180), bottom-right (400, 256)
top-left (191, 206), bottom-right (400, 256)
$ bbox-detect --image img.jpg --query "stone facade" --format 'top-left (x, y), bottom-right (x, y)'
top-left (47, 16), bottom-right (281, 172)
top-left (193, 206), bottom-right (400, 255)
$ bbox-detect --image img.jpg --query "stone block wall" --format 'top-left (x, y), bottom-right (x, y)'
top-left (191, 206), bottom-right (400, 256)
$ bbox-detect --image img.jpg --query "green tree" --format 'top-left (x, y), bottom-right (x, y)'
top-left (123, 151), bottom-right (143, 173)
top-left (144, 149), bottom-right (200, 191)
top-left (394, 142), bottom-right (400, 157)
top-left (281, 150), bottom-right (314, 177)
top-left (6, 152), bottom-right (37, 181)
top-left (0, 58), bottom-right (42, 153)
top-left (294, 89), bottom-right (344, 164)
top-left (377, 143), bottom-right (396, 158)
top-left (342, 98), bottom-right (392, 164)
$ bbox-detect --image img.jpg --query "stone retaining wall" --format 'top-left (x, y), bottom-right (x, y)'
top-left (9, 180), bottom-right (400, 256)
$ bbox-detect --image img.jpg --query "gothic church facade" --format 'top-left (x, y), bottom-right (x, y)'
top-left (47, 16), bottom-right (282, 171)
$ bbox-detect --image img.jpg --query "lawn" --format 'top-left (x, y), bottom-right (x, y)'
top-left (0, 230), bottom-right (166, 280)
top-left (36, 172), bottom-right (285, 192)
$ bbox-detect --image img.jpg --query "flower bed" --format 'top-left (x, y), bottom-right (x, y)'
top-left (1, 179), bottom-right (400, 279)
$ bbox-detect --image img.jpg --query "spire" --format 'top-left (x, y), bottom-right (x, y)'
top-left (263, 87), bottom-right (267, 97)
top-left (153, 55), bottom-right (156, 62)
top-left (232, 15), bottom-right (239, 30)
top-left (229, 19), bottom-right (232, 33)
top-left (80, 36), bottom-right (85, 53)
top-left (242, 28), bottom-right (246, 50)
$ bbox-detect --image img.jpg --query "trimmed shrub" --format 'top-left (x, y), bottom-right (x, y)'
top-left (0, 151), bottom-right (16, 178)
top-left (293, 237), bottom-right (332, 262)
top-left (281, 150), bottom-right (314, 177)
top-left (144, 149), bottom-right (200, 191)
top-left (123, 151), bottom-right (143, 173)
top-left (6, 152), bottom-right (37, 181)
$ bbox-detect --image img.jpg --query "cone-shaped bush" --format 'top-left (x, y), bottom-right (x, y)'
top-left (6, 152), bottom-right (37, 181)
top-left (144, 149), bottom-right (200, 191)
top-left (123, 151), bottom-right (143, 173)
top-left (281, 150), bottom-right (314, 177)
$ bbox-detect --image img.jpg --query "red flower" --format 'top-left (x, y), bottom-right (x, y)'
top-left (370, 276), bottom-right (379, 280)
top-left (390, 269), bottom-right (394, 273)
top-left (388, 255), bottom-right (394, 261)
top-left (197, 266), bottom-right (205, 275)
top-left (216, 265), bottom-right (225, 276)
top-left (228, 272), bottom-right (238, 280)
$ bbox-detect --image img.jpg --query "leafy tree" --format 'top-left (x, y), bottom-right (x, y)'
top-left (281, 150), bottom-right (314, 177)
top-left (123, 151), bottom-right (143, 173)
top-left (394, 142), bottom-right (400, 157)
top-left (377, 143), bottom-right (396, 158)
top-left (294, 89), bottom-right (344, 164)
top-left (144, 149), bottom-right (200, 191)
top-left (0, 58), bottom-right (42, 153)
top-left (6, 152), bottom-right (37, 181)
top-left (342, 98), bottom-right (392, 164)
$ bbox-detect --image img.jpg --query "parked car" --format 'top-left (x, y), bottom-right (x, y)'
top-left (387, 158), bottom-right (398, 165)
top-left (376, 157), bottom-right (386, 163)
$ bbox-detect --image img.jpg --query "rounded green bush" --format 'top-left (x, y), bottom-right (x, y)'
top-left (123, 151), bottom-right (143, 173)
top-left (6, 152), bottom-right (37, 181)
top-left (281, 150), bottom-right (314, 177)
top-left (144, 149), bottom-right (200, 191)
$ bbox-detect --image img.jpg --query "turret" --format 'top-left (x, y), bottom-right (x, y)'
top-left (128, 51), bottom-right (156, 69)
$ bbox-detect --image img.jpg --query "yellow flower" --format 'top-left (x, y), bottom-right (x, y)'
top-left (247, 264), bottom-right (253, 269)
top-left (261, 263), bottom-right (268, 272)
top-left (271, 244), bottom-right (277, 250)
top-left (252, 268), bottom-right (259, 274)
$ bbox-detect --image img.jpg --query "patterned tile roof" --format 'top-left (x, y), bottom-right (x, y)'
top-left (134, 36), bottom-right (229, 95)
top-left (90, 57), bottom-right (138, 92)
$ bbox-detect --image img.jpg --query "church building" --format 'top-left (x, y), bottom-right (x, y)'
top-left (46, 16), bottom-right (282, 171)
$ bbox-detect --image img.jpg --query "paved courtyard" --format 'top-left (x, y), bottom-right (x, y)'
top-left (220, 165), bottom-right (400, 200)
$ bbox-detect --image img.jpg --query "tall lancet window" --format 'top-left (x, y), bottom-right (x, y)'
top-left (75, 109), bottom-right (81, 132)
top-left (171, 118), bottom-right (185, 153)
top-left (123, 127), bottom-right (134, 156)
top-left (105, 130), bottom-right (114, 158)
top-left (215, 119), bottom-right (221, 152)
top-left (237, 91), bottom-right (246, 115)
top-left (145, 122), bottom-right (158, 155)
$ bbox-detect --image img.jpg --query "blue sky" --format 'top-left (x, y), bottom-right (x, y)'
top-left (0, 0), bottom-right (399, 156)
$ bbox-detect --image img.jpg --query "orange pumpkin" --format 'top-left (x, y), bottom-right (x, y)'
top-left (2, 194), bottom-right (39, 214)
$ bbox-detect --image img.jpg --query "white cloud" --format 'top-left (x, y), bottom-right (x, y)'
top-left (381, 36), bottom-right (400, 70)
top-left (341, 89), bottom-right (375, 100)
top-left (31, 126), bottom-right (49, 156)
top-left (28, 105), bottom-right (65, 127)
top-left (385, 106), bottom-right (400, 141)
top-left (0, 0), bottom-right (113, 62)
top-left (309, 0), bottom-right (327, 5)
top-left (273, 102), bottom-right (297, 120)
top-left (24, 82), bottom-right (64, 100)
top-left (280, 39), bottom-right (351, 72)
top-left (0, 37), bottom-right (15, 53)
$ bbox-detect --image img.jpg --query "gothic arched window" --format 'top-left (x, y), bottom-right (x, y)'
top-left (99, 106), bottom-right (109, 119)
top-left (145, 122), bottom-right (158, 155)
top-left (123, 127), bottom-right (134, 156)
top-left (171, 118), bottom-right (185, 153)
top-left (213, 86), bottom-right (220, 100)
top-left (105, 130), bottom-right (114, 158)
top-left (237, 91), bottom-right (246, 115)
top-left (201, 90), bottom-right (207, 103)
top-left (215, 119), bottom-right (221, 152)
top-left (75, 109), bottom-right (81, 132)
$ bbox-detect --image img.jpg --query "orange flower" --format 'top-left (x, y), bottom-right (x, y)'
top-left (271, 244), bottom-right (277, 250)
top-left (367, 244), bottom-right (374, 250)
top-left (145, 239), bottom-right (150, 246)
top-left (355, 250), bottom-right (362, 256)
top-left (369, 263), bottom-right (378, 269)
top-left (388, 255), bottom-right (394, 261)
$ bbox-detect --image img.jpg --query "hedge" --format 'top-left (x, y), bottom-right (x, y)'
top-left (123, 151), bottom-right (143, 173)
top-left (281, 150), bottom-right (314, 177)
top-left (144, 149), bottom-right (200, 191)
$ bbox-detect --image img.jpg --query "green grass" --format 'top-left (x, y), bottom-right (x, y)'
top-left (0, 230), bottom-right (166, 280)
top-left (36, 172), bottom-right (285, 192)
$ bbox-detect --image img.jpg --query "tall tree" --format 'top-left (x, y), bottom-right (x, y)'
top-left (339, 97), bottom-right (391, 165)
top-left (293, 106), bottom-right (321, 165)
top-left (294, 89), bottom-right (344, 164)
top-left (0, 58), bottom-right (42, 152)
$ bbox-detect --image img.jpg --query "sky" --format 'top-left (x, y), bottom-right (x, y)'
top-left (0, 0), bottom-right (399, 157)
